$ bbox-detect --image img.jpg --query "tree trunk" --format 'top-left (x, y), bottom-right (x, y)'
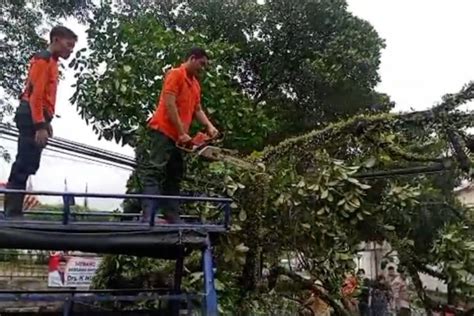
top-left (406, 263), bottom-right (434, 316)
top-left (237, 174), bottom-right (266, 309)
top-left (447, 282), bottom-right (456, 305)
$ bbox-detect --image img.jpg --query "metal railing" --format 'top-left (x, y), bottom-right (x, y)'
top-left (0, 189), bottom-right (232, 229)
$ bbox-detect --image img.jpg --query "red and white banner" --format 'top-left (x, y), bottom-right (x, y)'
top-left (0, 181), bottom-right (40, 211)
top-left (48, 252), bottom-right (102, 288)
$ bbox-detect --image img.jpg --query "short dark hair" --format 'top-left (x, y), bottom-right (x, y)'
top-left (50, 26), bottom-right (78, 42)
top-left (357, 269), bottom-right (365, 274)
top-left (185, 47), bottom-right (209, 60)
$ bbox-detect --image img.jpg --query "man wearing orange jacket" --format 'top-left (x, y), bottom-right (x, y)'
top-left (136, 47), bottom-right (218, 223)
top-left (5, 26), bottom-right (77, 218)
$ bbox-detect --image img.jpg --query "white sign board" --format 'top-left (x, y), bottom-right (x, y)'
top-left (64, 256), bottom-right (102, 287)
top-left (48, 253), bottom-right (102, 288)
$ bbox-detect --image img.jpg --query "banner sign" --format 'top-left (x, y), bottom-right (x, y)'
top-left (48, 251), bottom-right (102, 288)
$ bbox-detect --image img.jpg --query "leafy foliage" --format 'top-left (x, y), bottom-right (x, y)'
top-left (71, 0), bottom-right (391, 150)
top-left (71, 5), bottom-right (273, 151)
top-left (175, 0), bottom-right (393, 137)
top-left (432, 223), bottom-right (474, 297)
top-left (78, 1), bottom-right (474, 314)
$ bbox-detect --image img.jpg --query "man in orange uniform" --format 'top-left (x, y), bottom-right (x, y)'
top-left (5, 26), bottom-right (77, 218)
top-left (136, 47), bottom-right (218, 223)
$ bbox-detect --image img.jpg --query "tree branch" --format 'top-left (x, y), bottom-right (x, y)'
top-left (407, 255), bottom-right (447, 281)
top-left (354, 162), bottom-right (452, 179)
top-left (280, 294), bottom-right (314, 316)
top-left (260, 81), bottom-right (474, 165)
top-left (268, 266), bottom-right (350, 316)
top-left (404, 262), bottom-right (437, 316)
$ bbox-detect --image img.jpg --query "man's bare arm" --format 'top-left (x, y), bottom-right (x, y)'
top-left (165, 93), bottom-right (186, 136)
top-left (195, 103), bottom-right (218, 137)
top-left (195, 103), bottom-right (212, 127)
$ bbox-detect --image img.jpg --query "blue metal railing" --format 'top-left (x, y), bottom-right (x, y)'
top-left (0, 188), bottom-right (225, 315)
top-left (0, 289), bottom-right (201, 315)
top-left (0, 189), bottom-right (232, 229)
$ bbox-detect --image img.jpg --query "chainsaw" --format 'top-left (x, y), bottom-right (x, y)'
top-left (176, 131), bottom-right (256, 170)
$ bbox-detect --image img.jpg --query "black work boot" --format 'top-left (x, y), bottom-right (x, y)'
top-left (141, 200), bottom-right (155, 223)
top-left (141, 185), bottom-right (159, 223)
top-left (4, 192), bottom-right (24, 219)
top-left (163, 209), bottom-right (183, 224)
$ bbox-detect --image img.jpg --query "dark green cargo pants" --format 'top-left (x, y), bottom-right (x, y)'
top-left (135, 129), bottom-right (184, 223)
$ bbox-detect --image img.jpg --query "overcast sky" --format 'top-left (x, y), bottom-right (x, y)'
top-left (1, 0), bottom-right (473, 209)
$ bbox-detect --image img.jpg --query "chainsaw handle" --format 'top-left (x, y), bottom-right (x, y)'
top-left (175, 130), bottom-right (224, 153)
top-left (175, 140), bottom-right (196, 152)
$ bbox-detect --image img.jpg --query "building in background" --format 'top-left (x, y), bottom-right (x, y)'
top-left (454, 182), bottom-right (474, 207)
top-left (356, 181), bottom-right (474, 293)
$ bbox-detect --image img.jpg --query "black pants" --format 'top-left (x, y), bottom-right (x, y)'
top-left (358, 302), bottom-right (370, 316)
top-left (5, 101), bottom-right (47, 216)
top-left (8, 126), bottom-right (42, 190)
top-left (135, 129), bottom-right (184, 221)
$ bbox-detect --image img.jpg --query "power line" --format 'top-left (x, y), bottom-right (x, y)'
top-left (0, 135), bottom-right (133, 171)
top-left (0, 123), bottom-right (135, 161)
top-left (0, 123), bottom-right (458, 180)
top-left (0, 124), bottom-right (136, 167)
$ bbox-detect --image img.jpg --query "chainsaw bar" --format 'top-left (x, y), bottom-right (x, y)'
top-left (196, 145), bottom-right (257, 170)
top-left (176, 132), bottom-right (256, 170)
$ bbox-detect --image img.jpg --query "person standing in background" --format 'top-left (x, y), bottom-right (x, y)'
top-left (357, 269), bottom-right (371, 316)
top-left (370, 274), bottom-right (391, 316)
top-left (392, 268), bottom-right (411, 316)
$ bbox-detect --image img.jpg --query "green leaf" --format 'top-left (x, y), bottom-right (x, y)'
top-left (321, 189), bottom-right (329, 199)
top-left (239, 209), bottom-right (247, 221)
top-left (301, 223), bottom-right (311, 229)
top-left (344, 203), bottom-right (355, 212)
top-left (235, 243), bottom-right (249, 253)
top-left (346, 177), bottom-right (360, 185)
top-left (215, 278), bottom-right (225, 291)
top-left (349, 198), bottom-right (360, 208)
top-left (339, 253), bottom-right (352, 260)
top-left (364, 156), bottom-right (377, 168)
top-left (384, 225), bottom-right (395, 231)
